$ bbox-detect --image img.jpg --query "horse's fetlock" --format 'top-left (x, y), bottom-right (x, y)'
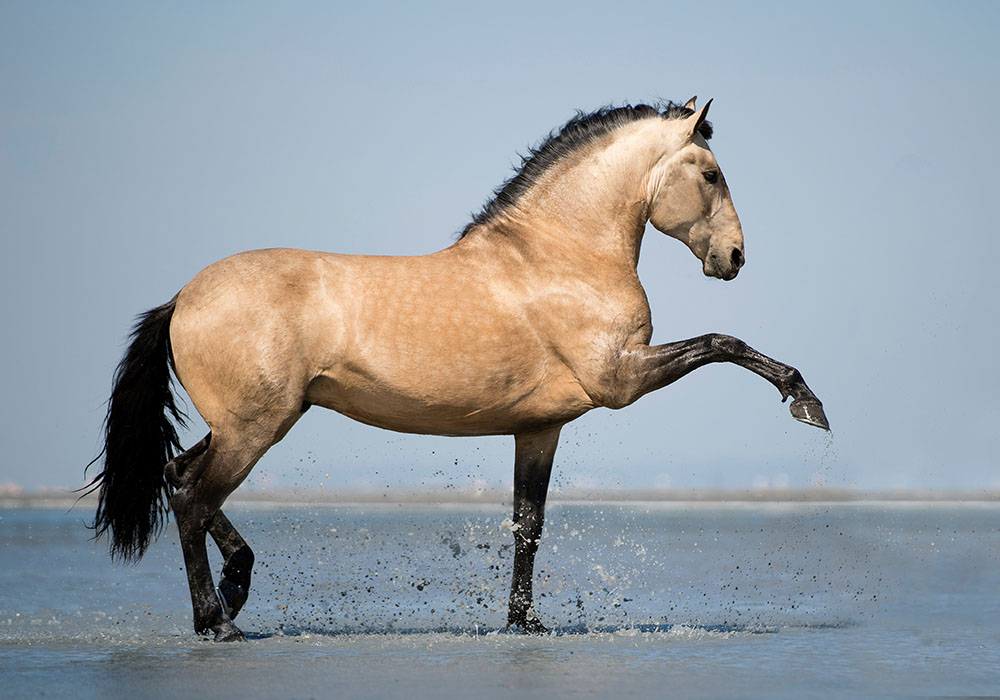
top-left (784, 367), bottom-right (804, 389)
top-left (193, 610), bottom-right (219, 636)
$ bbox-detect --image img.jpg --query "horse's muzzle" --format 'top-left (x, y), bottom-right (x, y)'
top-left (704, 246), bottom-right (744, 280)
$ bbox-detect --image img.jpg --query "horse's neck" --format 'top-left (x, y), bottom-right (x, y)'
top-left (480, 120), bottom-right (671, 270)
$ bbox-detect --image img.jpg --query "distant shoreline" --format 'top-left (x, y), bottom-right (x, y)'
top-left (4, 487), bottom-right (999, 509)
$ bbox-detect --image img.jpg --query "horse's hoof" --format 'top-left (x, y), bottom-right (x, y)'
top-left (790, 398), bottom-right (829, 430)
top-left (213, 622), bottom-right (246, 643)
top-left (508, 617), bottom-right (549, 635)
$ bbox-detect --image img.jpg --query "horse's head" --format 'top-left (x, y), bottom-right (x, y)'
top-left (646, 99), bottom-right (745, 281)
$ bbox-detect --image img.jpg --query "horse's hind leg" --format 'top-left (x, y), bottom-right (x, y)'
top-left (165, 432), bottom-right (274, 642)
top-left (209, 511), bottom-right (253, 620)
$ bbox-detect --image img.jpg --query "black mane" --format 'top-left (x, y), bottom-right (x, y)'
top-left (460, 102), bottom-right (712, 238)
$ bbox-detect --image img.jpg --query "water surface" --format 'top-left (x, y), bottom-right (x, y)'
top-left (2, 502), bottom-right (998, 697)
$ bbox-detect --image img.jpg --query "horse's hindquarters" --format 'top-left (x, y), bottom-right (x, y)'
top-left (170, 250), bottom-right (326, 446)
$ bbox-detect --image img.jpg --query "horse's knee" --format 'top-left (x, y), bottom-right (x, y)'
top-left (709, 333), bottom-right (748, 357)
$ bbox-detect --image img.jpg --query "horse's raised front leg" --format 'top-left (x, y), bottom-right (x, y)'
top-left (609, 334), bottom-right (829, 429)
top-left (508, 426), bottom-right (561, 634)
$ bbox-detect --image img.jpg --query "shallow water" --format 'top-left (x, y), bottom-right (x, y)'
top-left (1, 502), bottom-right (998, 697)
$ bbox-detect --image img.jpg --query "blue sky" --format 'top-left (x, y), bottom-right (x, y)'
top-left (1, 1), bottom-right (997, 492)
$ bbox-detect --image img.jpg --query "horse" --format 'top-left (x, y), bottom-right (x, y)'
top-left (88, 98), bottom-right (828, 642)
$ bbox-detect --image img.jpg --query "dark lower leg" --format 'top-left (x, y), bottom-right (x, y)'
top-left (171, 489), bottom-right (245, 642)
top-left (719, 337), bottom-right (828, 428)
top-left (508, 426), bottom-right (561, 633)
top-left (209, 511), bottom-right (254, 619)
top-left (164, 437), bottom-right (245, 642)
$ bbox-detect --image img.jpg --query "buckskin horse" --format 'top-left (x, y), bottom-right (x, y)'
top-left (89, 98), bottom-right (828, 641)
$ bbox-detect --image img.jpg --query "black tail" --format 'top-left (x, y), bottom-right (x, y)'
top-left (86, 297), bottom-right (186, 562)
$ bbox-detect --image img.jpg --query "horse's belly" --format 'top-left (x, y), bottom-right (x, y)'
top-left (305, 367), bottom-right (592, 437)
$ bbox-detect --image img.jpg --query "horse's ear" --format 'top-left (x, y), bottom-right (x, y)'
top-left (687, 98), bottom-right (712, 140)
top-left (684, 96), bottom-right (697, 110)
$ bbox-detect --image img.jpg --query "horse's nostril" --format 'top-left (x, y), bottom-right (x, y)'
top-left (731, 247), bottom-right (744, 268)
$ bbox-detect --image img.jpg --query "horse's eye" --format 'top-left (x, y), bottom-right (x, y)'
top-left (703, 170), bottom-right (719, 184)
